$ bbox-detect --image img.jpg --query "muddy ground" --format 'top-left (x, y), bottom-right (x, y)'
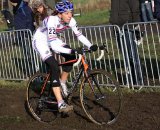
top-left (0, 87), bottom-right (160, 130)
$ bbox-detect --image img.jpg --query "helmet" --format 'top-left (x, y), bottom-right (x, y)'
top-left (55, 1), bottom-right (73, 13)
top-left (31, 0), bottom-right (46, 9)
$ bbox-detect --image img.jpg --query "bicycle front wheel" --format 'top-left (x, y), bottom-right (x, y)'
top-left (80, 69), bottom-right (122, 125)
top-left (26, 73), bottom-right (58, 123)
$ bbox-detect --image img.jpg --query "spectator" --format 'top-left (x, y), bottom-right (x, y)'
top-left (10, 0), bottom-right (35, 32)
top-left (154, 0), bottom-right (160, 20)
top-left (9, 0), bottom-right (35, 76)
top-left (140, 0), bottom-right (154, 22)
top-left (110, 0), bottom-right (143, 86)
top-left (110, 0), bottom-right (141, 27)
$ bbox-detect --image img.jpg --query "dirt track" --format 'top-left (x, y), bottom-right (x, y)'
top-left (0, 87), bottom-right (160, 130)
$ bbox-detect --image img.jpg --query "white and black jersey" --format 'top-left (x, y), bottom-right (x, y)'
top-left (32, 16), bottom-right (92, 61)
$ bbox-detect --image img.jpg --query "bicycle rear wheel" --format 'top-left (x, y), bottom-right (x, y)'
top-left (80, 69), bottom-right (122, 125)
top-left (26, 73), bottom-right (58, 123)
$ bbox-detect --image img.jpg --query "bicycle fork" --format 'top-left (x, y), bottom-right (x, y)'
top-left (86, 73), bottom-right (105, 101)
top-left (67, 68), bottom-right (84, 102)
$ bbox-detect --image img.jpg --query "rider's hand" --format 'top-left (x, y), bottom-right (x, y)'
top-left (71, 48), bottom-right (83, 54)
top-left (89, 45), bottom-right (98, 51)
top-left (75, 47), bottom-right (83, 54)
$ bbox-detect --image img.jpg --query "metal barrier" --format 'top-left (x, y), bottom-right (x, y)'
top-left (0, 29), bottom-right (38, 80)
top-left (35, 25), bottom-right (126, 86)
top-left (122, 21), bottom-right (160, 88)
top-left (0, 22), bottom-right (160, 88)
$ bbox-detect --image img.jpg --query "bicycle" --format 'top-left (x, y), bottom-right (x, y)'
top-left (26, 44), bottom-right (122, 125)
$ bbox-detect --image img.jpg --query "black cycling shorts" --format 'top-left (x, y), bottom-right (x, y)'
top-left (60, 45), bottom-right (76, 72)
top-left (45, 56), bottom-right (61, 87)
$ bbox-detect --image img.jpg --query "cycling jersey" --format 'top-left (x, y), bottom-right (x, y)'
top-left (33, 15), bottom-right (92, 61)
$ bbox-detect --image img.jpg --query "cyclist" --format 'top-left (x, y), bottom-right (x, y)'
top-left (32, 0), bottom-right (95, 112)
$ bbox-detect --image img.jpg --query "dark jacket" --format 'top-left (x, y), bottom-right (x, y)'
top-left (14, 1), bottom-right (35, 33)
top-left (1, 10), bottom-right (14, 30)
top-left (154, 0), bottom-right (160, 20)
top-left (12, 0), bottom-right (22, 15)
top-left (109, 0), bottom-right (141, 27)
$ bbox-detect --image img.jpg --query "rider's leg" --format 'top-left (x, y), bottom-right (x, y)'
top-left (60, 55), bottom-right (76, 96)
top-left (52, 87), bottom-right (63, 101)
top-left (60, 71), bottom-right (69, 96)
top-left (52, 86), bottom-right (73, 113)
top-left (45, 56), bottom-right (73, 112)
top-left (33, 37), bottom-right (73, 112)
top-left (60, 45), bottom-right (76, 96)
top-left (61, 71), bottom-right (69, 83)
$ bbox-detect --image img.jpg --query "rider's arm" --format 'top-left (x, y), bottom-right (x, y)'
top-left (46, 16), bottom-right (72, 54)
top-left (50, 39), bottom-right (72, 54)
top-left (69, 18), bottom-right (92, 48)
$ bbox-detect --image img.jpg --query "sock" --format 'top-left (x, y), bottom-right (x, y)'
top-left (60, 80), bottom-right (66, 84)
top-left (58, 100), bottom-right (64, 108)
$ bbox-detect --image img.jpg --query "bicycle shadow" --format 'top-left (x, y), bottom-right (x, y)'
top-left (70, 96), bottom-right (93, 123)
top-left (71, 95), bottom-right (118, 124)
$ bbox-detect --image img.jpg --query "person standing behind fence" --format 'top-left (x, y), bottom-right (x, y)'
top-left (10, 0), bottom-right (35, 32)
top-left (154, 0), bottom-right (160, 20)
top-left (9, 0), bottom-right (35, 76)
top-left (110, 0), bottom-right (143, 86)
top-left (140, 0), bottom-right (155, 22)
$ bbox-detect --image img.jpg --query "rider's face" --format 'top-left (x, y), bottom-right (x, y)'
top-left (37, 5), bottom-right (44, 14)
top-left (59, 10), bottom-right (73, 23)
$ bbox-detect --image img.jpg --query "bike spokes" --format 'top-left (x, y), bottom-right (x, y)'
top-left (80, 70), bottom-right (122, 125)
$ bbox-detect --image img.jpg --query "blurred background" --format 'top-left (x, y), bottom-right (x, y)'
top-left (0, 0), bottom-right (111, 31)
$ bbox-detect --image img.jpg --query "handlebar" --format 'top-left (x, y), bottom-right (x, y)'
top-left (96, 50), bottom-right (105, 61)
top-left (73, 54), bottom-right (82, 67)
top-left (73, 44), bottom-right (107, 67)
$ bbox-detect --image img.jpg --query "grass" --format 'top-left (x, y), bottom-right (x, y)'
top-left (75, 9), bottom-right (110, 26)
top-left (0, 79), bottom-right (159, 93)
top-left (0, 14), bottom-right (7, 31)
top-left (0, 22), bottom-right (7, 31)
top-left (73, 0), bottom-right (111, 15)
top-left (0, 0), bottom-right (111, 31)
top-left (0, 80), bottom-right (27, 89)
top-left (72, 0), bottom-right (111, 25)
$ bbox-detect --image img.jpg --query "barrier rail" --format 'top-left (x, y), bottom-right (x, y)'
top-left (122, 21), bottom-right (160, 88)
top-left (0, 29), bottom-right (37, 80)
top-left (0, 22), bottom-right (160, 88)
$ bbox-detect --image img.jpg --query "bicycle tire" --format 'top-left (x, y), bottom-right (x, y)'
top-left (80, 69), bottom-right (122, 125)
top-left (26, 72), bottom-right (58, 123)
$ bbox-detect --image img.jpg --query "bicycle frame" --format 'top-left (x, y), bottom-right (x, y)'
top-left (27, 45), bottom-right (122, 125)
top-left (39, 43), bottom-right (107, 100)
top-left (39, 52), bottom-right (91, 99)
top-left (59, 53), bottom-right (90, 98)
